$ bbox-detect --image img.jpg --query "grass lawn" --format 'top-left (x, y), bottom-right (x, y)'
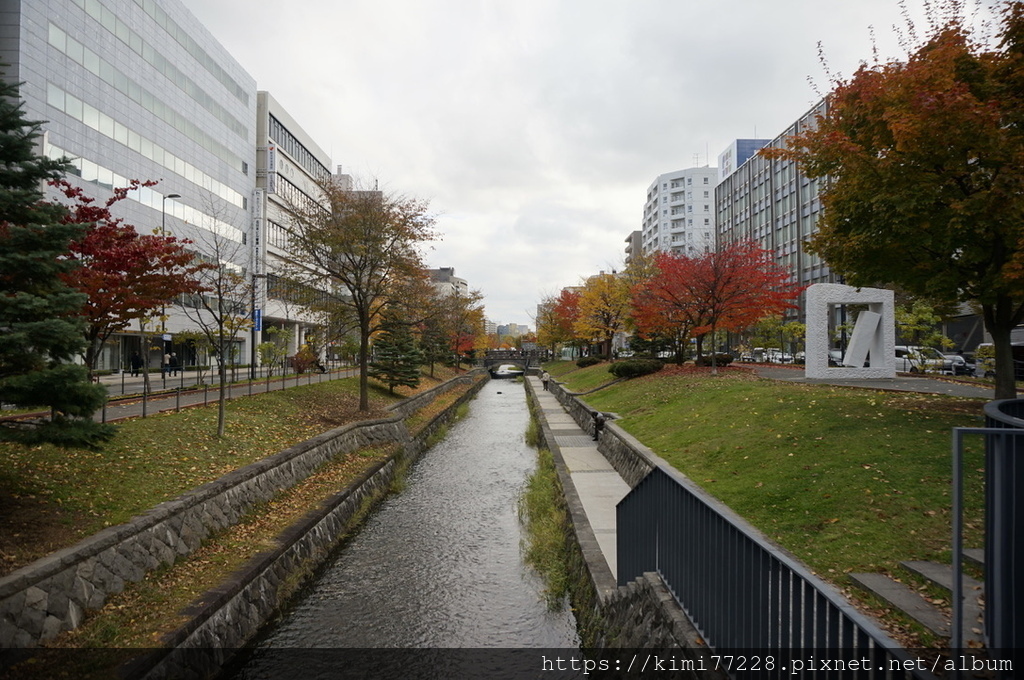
top-left (0, 367), bottom-right (463, 576)
top-left (0, 365), bottom-right (476, 659)
top-left (546, 360), bottom-right (987, 630)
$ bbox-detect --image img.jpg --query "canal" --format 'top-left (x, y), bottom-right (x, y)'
top-left (227, 379), bottom-right (580, 675)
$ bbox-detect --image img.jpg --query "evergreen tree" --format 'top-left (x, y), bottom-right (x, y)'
top-left (0, 76), bottom-right (113, 447)
top-left (369, 313), bottom-right (423, 394)
top-left (418, 317), bottom-right (450, 378)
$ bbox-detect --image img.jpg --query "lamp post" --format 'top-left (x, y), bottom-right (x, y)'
top-left (159, 193), bottom-right (181, 382)
top-left (250, 273), bottom-right (265, 380)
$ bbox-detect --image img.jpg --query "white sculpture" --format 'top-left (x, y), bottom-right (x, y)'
top-left (805, 283), bottom-right (895, 380)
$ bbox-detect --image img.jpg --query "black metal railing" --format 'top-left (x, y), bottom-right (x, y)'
top-left (617, 465), bottom-right (931, 677)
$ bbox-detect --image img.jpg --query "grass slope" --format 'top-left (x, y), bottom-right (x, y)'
top-left (550, 361), bottom-right (985, 579)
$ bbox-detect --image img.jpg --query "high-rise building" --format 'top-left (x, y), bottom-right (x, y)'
top-left (640, 167), bottom-right (718, 256)
top-left (715, 102), bottom-right (834, 320)
top-left (428, 267), bottom-right (469, 298)
top-left (717, 139), bottom-right (771, 183)
top-left (623, 230), bottom-right (642, 265)
top-left (0, 0), bottom-right (337, 371)
top-left (253, 91), bottom-right (335, 360)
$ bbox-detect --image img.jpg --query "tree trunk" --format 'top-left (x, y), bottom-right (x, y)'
top-left (984, 298), bottom-right (1022, 400)
top-left (217, 358), bottom-right (227, 438)
top-left (84, 335), bottom-right (102, 378)
top-left (216, 334), bottom-right (228, 438)
top-left (709, 325), bottom-right (719, 377)
top-left (358, 321), bottom-right (371, 411)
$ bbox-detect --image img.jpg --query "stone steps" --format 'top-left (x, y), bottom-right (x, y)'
top-left (848, 558), bottom-right (985, 646)
top-left (848, 572), bottom-right (949, 637)
top-left (963, 547), bottom-right (984, 568)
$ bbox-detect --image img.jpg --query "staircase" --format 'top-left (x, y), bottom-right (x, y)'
top-left (848, 551), bottom-right (985, 646)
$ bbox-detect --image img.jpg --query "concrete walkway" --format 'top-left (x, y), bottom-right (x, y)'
top-left (754, 364), bottom-right (995, 399)
top-left (527, 375), bottom-right (630, 581)
top-left (525, 366), bottom-right (996, 590)
top-left (0, 368), bottom-right (358, 425)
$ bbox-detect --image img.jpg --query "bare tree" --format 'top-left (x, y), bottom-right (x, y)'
top-left (281, 177), bottom-right (437, 410)
top-left (178, 230), bottom-right (254, 437)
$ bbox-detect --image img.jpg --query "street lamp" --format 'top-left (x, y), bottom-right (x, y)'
top-left (161, 193), bottom-right (181, 237)
top-left (159, 193), bottom-right (181, 380)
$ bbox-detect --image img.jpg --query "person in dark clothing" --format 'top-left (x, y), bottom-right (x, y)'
top-left (169, 352), bottom-right (179, 376)
top-left (130, 352), bottom-right (142, 377)
top-left (592, 410), bottom-right (605, 441)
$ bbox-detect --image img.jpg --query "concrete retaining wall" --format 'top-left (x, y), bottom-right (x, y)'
top-left (531, 378), bottom-right (721, 667)
top-left (129, 372), bottom-right (488, 679)
top-left (0, 372), bottom-right (483, 650)
top-left (547, 377), bottom-right (654, 487)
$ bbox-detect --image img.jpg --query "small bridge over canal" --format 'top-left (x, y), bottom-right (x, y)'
top-left (481, 350), bottom-right (546, 371)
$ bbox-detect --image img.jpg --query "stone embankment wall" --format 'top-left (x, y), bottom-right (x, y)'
top-left (0, 372), bottom-right (484, 652)
top-left (547, 378), bottom-right (654, 487)
top-left (531, 377), bottom-right (723, 673)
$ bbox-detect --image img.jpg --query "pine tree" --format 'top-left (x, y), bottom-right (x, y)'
top-left (418, 317), bottom-right (449, 379)
top-left (369, 313), bottom-right (423, 394)
top-left (0, 77), bottom-right (114, 447)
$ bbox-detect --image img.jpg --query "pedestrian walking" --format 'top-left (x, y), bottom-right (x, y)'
top-left (130, 352), bottom-right (142, 377)
top-left (169, 352), bottom-right (179, 376)
top-left (163, 352), bottom-right (171, 377)
top-left (541, 371), bottom-right (550, 391)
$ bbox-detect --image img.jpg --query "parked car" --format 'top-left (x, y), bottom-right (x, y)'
top-left (943, 353), bottom-right (976, 376)
top-left (894, 345), bottom-right (951, 374)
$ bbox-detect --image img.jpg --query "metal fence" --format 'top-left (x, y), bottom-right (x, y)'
top-left (617, 464), bottom-right (931, 678)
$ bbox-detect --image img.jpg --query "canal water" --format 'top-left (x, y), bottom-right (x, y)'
top-left (228, 379), bottom-right (579, 675)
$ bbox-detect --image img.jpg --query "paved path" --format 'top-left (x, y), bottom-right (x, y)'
top-left (527, 375), bottom-right (630, 581)
top-left (753, 365), bottom-right (995, 399)
top-left (90, 369), bottom-right (357, 422)
top-left (94, 368), bottom-right (360, 421)
top-left (525, 367), bottom-right (997, 586)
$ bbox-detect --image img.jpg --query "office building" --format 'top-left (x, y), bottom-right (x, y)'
top-left (640, 167), bottom-right (718, 256)
top-left (0, 0), bottom-right (340, 371)
top-left (253, 91), bottom-right (335, 360)
top-left (715, 102), bottom-right (834, 320)
top-left (428, 267), bottom-right (469, 299)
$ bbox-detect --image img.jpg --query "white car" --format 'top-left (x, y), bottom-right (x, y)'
top-left (894, 346), bottom-right (951, 373)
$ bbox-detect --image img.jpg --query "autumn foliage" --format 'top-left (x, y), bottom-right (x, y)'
top-left (766, 2), bottom-right (1024, 397)
top-left (632, 241), bottom-right (803, 370)
top-left (54, 180), bottom-right (210, 373)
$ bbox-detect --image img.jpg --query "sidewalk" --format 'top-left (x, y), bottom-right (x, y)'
top-left (753, 365), bottom-right (995, 399)
top-left (527, 375), bottom-right (629, 582)
top-left (91, 369), bottom-right (356, 422)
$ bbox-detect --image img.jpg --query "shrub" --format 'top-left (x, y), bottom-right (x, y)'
top-left (576, 356), bottom-right (602, 368)
top-left (695, 353), bottom-right (734, 367)
top-left (608, 359), bottom-right (664, 379)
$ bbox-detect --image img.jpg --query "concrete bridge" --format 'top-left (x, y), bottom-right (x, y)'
top-left (481, 350), bottom-right (545, 371)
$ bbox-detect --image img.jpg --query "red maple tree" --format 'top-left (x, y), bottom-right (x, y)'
top-left (632, 242), bottom-right (803, 373)
top-left (54, 180), bottom-right (211, 374)
top-left (551, 288), bottom-right (582, 351)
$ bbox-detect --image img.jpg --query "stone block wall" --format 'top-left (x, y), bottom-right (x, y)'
top-left (547, 378), bottom-right (655, 486)
top-left (129, 373), bottom-right (488, 679)
top-left (527, 379), bottom-right (719, 659)
top-left (0, 371), bottom-right (485, 650)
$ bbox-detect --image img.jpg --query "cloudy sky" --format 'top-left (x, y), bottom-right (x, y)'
top-left (179, 0), bottom-right (995, 328)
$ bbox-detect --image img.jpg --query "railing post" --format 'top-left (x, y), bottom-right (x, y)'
top-left (981, 402), bottom-right (1024, 656)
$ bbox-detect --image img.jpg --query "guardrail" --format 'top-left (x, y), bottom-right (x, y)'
top-left (617, 464), bottom-right (932, 677)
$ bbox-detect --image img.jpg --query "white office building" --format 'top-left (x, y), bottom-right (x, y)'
top-left (253, 91), bottom-right (336, 362)
top-left (640, 167), bottom-right (718, 257)
top-left (0, 0), bottom-right (338, 372)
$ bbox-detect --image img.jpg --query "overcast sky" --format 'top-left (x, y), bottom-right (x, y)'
top-left (179, 0), bottom-right (997, 328)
